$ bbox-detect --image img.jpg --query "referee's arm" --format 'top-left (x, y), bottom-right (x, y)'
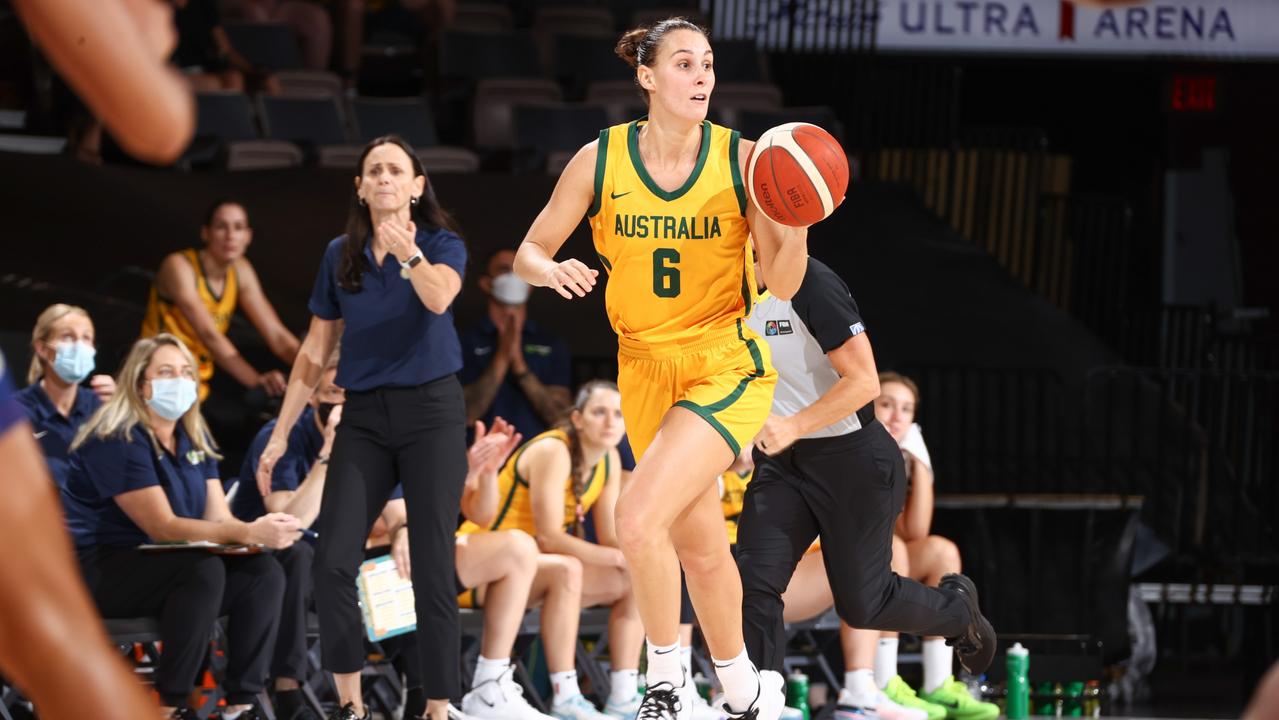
top-left (780, 332), bottom-right (880, 439)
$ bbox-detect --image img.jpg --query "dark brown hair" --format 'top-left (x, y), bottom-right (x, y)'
top-left (615, 17), bottom-right (709, 103)
top-left (202, 198), bottom-right (248, 228)
top-left (338, 135), bottom-right (463, 293)
top-left (557, 379), bottom-right (621, 535)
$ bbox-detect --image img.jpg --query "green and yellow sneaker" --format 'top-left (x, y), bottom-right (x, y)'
top-left (917, 677), bottom-right (999, 720)
top-left (882, 676), bottom-right (946, 720)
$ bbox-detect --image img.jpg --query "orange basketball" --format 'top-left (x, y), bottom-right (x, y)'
top-left (746, 123), bottom-right (849, 227)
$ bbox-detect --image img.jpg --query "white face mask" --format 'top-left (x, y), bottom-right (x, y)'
top-left (491, 272), bottom-right (530, 306)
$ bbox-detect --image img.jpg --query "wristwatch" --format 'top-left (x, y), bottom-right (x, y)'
top-left (400, 251), bottom-right (424, 270)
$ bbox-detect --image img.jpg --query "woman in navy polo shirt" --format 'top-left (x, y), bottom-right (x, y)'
top-left (63, 334), bottom-right (302, 720)
top-left (256, 134), bottom-right (469, 720)
top-left (16, 303), bottom-right (116, 487)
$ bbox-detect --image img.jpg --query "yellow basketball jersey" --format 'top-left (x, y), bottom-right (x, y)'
top-left (140, 248), bottom-right (238, 401)
top-left (589, 120), bottom-right (758, 346)
top-left (457, 429), bottom-right (610, 537)
top-left (721, 468), bottom-right (752, 544)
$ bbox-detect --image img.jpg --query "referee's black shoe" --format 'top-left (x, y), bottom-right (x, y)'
top-left (940, 572), bottom-right (997, 675)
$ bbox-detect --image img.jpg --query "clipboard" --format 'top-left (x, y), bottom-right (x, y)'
top-left (138, 541), bottom-right (264, 555)
top-left (356, 554), bottom-right (417, 641)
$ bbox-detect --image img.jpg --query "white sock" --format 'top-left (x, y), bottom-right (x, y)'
top-left (646, 639), bottom-right (685, 688)
top-left (680, 645), bottom-right (694, 680)
top-left (610, 669), bottom-right (640, 704)
top-left (843, 669), bottom-right (879, 707)
top-left (712, 646), bottom-right (759, 713)
top-left (551, 670), bottom-right (581, 705)
top-left (922, 638), bottom-right (953, 693)
top-left (474, 655), bottom-right (510, 686)
top-left (873, 638), bottom-right (899, 689)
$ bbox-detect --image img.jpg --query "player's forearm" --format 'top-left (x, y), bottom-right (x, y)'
top-left (463, 362), bottom-right (507, 424)
top-left (514, 240), bottom-right (558, 287)
top-left (757, 223), bottom-right (810, 300)
top-left (518, 375), bottom-right (570, 424)
top-left (536, 528), bottom-right (617, 566)
top-left (461, 472), bottom-right (501, 526)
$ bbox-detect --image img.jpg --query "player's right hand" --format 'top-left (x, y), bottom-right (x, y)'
top-left (256, 436), bottom-right (287, 497)
top-left (247, 512), bottom-right (301, 549)
top-left (541, 258), bottom-right (598, 299)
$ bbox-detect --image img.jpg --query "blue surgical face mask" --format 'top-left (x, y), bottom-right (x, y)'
top-left (51, 341), bottom-right (96, 384)
top-left (148, 378), bottom-right (198, 421)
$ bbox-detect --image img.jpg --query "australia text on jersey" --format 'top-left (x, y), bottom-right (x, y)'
top-left (614, 213), bottom-right (723, 241)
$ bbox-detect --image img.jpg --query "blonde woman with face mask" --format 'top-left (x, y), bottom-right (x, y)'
top-left (62, 334), bottom-right (301, 720)
top-left (17, 304), bottom-right (116, 487)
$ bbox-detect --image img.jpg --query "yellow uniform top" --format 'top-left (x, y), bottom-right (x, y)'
top-left (457, 429), bottom-right (610, 537)
top-left (721, 469), bottom-right (752, 544)
top-left (588, 119), bottom-right (757, 346)
top-left (140, 248), bottom-right (238, 401)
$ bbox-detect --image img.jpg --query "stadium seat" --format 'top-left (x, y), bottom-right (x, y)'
top-left (273, 70), bottom-right (345, 99)
top-left (440, 31), bottom-right (542, 84)
top-left (452, 3), bottom-right (516, 33)
top-left (707, 82), bottom-right (784, 128)
top-left (351, 96), bottom-right (440, 147)
top-left (708, 39), bottom-right (769, 83)
top-left (224, 141), bottom-right (305, 170)
top-left (416, 147), bottom-right (482, 173)
top-left (534, 6), bottom-right (615, 37)
top-left (549, 34), bottom-right (635, 99)
top-left (258, 95), bottom-right (351, 148)
top-left (630, 6), bottom-right (709, 28)
top-left (222, 22), bottom-right (303, 71)
top-left (194, 91), bottom-right (259, 142)
top-left (472, 78), bottom-right (563, 149)
top-left (513, 103), bottom-right (610, 173)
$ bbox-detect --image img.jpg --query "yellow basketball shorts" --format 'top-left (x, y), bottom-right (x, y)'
top-left (457, 587), bottom-right (480, 609)
top-left (618, 319), bottom-right (776, 461)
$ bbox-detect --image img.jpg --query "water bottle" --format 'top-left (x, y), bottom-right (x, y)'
top-left (1064, 681), bottom-right (1085, 716)
top-left (1005, 642), bottom-right (1030, 719)
top-left (785, 671), bottom-right (811, 720)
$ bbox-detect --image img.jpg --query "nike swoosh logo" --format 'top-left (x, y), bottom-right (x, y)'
top-left (33, 431), bottom-right (47, 439)
top-left (610, 190), bottom-right (632, 199)
top-left (654, 646), bottom-right (677, 654)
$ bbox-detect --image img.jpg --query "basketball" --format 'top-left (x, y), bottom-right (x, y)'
top-left (746, 123), bottom-right (849, 227)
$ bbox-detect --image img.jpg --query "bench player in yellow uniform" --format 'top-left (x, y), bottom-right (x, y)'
top-left (513, 17), bottom-right (812, 720)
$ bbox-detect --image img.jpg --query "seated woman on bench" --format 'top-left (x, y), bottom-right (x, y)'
top-left (62, 334), bottom-right (301, 720)
top-left (454, 379), bottom-right (643, 720)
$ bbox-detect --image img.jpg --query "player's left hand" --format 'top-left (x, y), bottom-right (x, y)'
top-left (754, 414), bottom-right (799, 456)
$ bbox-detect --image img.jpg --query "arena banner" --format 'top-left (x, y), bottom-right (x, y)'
top-left (705, 0), bottom-right (1279, 58)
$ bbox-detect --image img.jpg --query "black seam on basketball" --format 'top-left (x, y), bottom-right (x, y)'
top-left (794, 125), bottom-right (847, 197)
top-left (766, 139), bottom-right (805, 226)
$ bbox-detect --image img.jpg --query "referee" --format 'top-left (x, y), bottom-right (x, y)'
top-left (736, 256), bottom-right (997, 684)
top-left (257, 136), bottom-right (468, 720)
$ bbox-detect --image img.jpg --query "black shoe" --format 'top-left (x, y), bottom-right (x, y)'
top-left (637, 681), bottom-right (684, 719)
top-left (326, 703), bottom-right (370, 720)
top-left (941, 572), bottom-right (997, 675)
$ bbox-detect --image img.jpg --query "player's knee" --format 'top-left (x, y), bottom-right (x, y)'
top-left (505, 529), bottom-right (539, 564)
top-left (677, 543), bottom-right (723, 579)
top-left (547, 554), bottom-right (584, 595)
top-left (929, 536), bottom-right (962, 574)
top-left (615, 503), bottom-right (657, 557)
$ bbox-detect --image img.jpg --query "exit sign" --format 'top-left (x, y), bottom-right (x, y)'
top-left (1168, 73), bottom-right (1218, 113)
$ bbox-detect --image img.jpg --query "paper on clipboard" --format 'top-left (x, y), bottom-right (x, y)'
top-left (357, 554), bottom-right (416, 641)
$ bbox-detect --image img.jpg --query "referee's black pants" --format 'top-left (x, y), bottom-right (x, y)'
top-left (313, 375), bottom-right (467, 699)
top-left (77, 547), bottom-right (286, 707)
top-left (736, 420), bottom-right (972, 673)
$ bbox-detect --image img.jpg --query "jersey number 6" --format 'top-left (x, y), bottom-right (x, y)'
top-left (652, 248), bottom-right (681, 298)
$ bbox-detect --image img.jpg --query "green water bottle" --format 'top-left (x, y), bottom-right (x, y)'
top-left (1064, 681), bottom-right (1084, 716)
top-left (1005, 643), bottom-right (1030, 719)
top-left (785, 671), bottom-right (811, 720)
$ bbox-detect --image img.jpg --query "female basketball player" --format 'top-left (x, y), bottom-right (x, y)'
top-left (513, 18), bottom-right (810, 720)
top-left (456, 380), bottom-right (641, 720)
top-left (141, 200), bottom-right (300, 403)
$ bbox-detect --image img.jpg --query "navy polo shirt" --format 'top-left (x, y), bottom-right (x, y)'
top-left (309, 227), bottom-right (467, 391)
top-left (16, 382), bottom-right (101, 488)
top-left (458, 316), bottom-right (572, 438)
top-left (0, 357), bottom-right (26, 438)
top-left (62, 424), bottom-right (220, 549)
top-left (233, 406), bottom-right (324, 523)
